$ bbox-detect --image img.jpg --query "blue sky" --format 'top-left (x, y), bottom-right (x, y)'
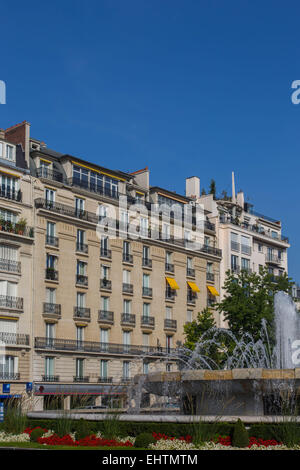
top-left (1, 0), bottom-right (300, 281)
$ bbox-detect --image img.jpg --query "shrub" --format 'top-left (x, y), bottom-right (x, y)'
top-left (231, 419), bottom-right (249, 448)
top-left (3, 405), bottom-right (27, 434)
top-left (55, 411), bottom-right (72, 438)
top-left (134, 433), bottom-right (156, 449)
top-left (101, 414), bottom-right (122, 439)
top-left (30, 427), bottom-right (46, 442)
top-left (74, 418), bottom-right (91, 441)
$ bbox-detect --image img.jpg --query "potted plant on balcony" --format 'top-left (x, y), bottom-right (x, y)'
top-left (15, 217), bottom-right (27, 235)
top-left (0, 216), bottom-right (5, 231)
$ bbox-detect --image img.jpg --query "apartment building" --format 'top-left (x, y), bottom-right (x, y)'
top-left (0, 122), bottom-right (34, 408)
top-left (0, 122), bottom-right (222, 410)
top-left (186, 175), bottom-right (290, 327)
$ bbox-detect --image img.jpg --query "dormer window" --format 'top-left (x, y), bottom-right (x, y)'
top-left (6, 144), bottom-right (15, 161)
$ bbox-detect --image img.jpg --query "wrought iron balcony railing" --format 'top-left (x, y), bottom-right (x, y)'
top-left (0, 332), bottom-right (29, 346)
top-left (0, 373), bottom-right (20, 380)
top-left (46, 235), bottom-right (59, 247)
top-left (142, 287), bottom-right (152, 297)
top-left (98, 376), bottom-right (113, 383)
top-left (42, 375), bottom-right (60, 382)
top-left (187, 268), bottom-right (195, 277)
top-left (45, 268), bottom-right (58, 281)
top-left (141, 316), bottom-right (155, 328)
top-left (206, 272), bottom-right (215, 282)
top-left (0, 295), bottom-right (23, 310)
top-left (165, 263), bottom-right (174, 273)
top-left (142, 258), bottom-right (152, 268)
top-left (100, 248), bottom-right (112, 259)
top-left (0, 259), bottom-right (21, 273)
top-left (43, 303), bottom-right (61, 316)
top-left (121, 313), bottom-right (136, 326)
top-left (73, 307), bottom-right (91, 320)
top-left (76, 242), bottom-right (88, 253)
top-left (164, 319), bottom-right (177, 330)
top-left (35, 337), bottom-right (176, 356)
top-left (0, 188), bottom-right (22, 202)
top-left (122, 283), bottom-right (133, 294)
top-left (98, 310), bottom-right (114, 324)
top-left (123, 253), bottom-right (133, 263)
top-left (73, 376), bottom-right (89, 382)
top-left (0, 220), bottom-right (34, 238)
top-left (76, 274), bottom-right (88, 286)
top-left (100, 279), bottom-right (112, 290)
top-left (36, 167), bottom-right (64, 183)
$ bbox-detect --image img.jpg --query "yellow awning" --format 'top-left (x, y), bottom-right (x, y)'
top-left (207, 285), bottom-right (220, 296)
top-left (166, 277), bottom-right (180, 290)
top-left (187, 281), bottom-right (200, 293)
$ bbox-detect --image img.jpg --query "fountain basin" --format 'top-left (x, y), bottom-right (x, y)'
top-left (138, 368), bottom-right (300, 416)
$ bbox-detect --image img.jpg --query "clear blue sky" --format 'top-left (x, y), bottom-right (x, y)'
top-left (1, 0), bottom-right (300, 281)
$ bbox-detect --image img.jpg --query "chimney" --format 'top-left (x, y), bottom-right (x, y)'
top-left (232, 171), bottom-right (236, 204)
top-left (0, 129), bottom-right (5, 139)
top-left (237, 191), bottom-right (244, 209)
top-left (5, 121), bottom-right (31, 166)
top-left (130, 166), bottom-right (150, 190)
top-left (186, 176), bottom-right (200, 199)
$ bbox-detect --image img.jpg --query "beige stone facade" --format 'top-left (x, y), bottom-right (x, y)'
top-left (0, 122), bottom-right (222, 410)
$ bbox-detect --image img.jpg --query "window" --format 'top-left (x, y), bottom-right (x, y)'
top-left (123, 332), bottom-right (131, 353)
top-left (77, 229), bottom-right (85, 245)
top-left (241, 258), bottom-right (250, 271)
top-left (187, 257), bottom-right (193, 270)
top-left (162, 223), bottom-right (170, 240)
top-left (258, 244), bottom-right (263, 252)
top-left (271, 231), bottom-right (278, 239)
top-left (0, 356), bottom-right (17, 377)
top-left (73, 165), bottom-right (89, 188)
top-left (45, 188), bottom-right (55, 203)
top-left (143, 273), bottom-right (150, 288)
top-left (123, 270), bottom-right (131, 285)
top-left (101, 265), bottom-right (110, 280)
top-left (231, 232), bottom-right (239, 251)
top-left (5, 144), bottom-right (15, 161)
top-left (46, 288), bottom-right (56, 304)
top-left (45, 357), bottom-right (54, 377)
top-left (46, 254), bottom-right (57, 269)
top-left (204, 236), bottom-right (210, 246)
top-left (123, 241), bottom-right (130, 254)
top-left (45, 323), bottom-right (54, 347)
top-left (123, 299), bottom-right (131, 314)
top-left (231, 255), bottom-right (238, 271)
top-left (187, 310), bottom-right (193, 322)
top-left (143, 303), bottom-right (150, 317)
top-left (101, 296), bottom-right (109, 311)
top-left (47, 222), bottom-right (55, 237)
top-left (100, 328), bottom-right (109, 344)
top-left (75, 197), bottom-right (85, 214)
top-left (76, 358), bottom-right (84, 378)
top-left (166, 335), bottom-right (172, 351)
top-left (0, 142), bottom-right (3, 158)
top-left (0, 280), bottom-right (17, 297)
top-left (143, 246), bottom-right (150, 260)
top-left (140, 217), bottom-right (148, 237)
top-left (77, 260), bottom-right (86, 276)
top-left (165, 306), bottom-right (172, 319)
top-left (0, 174), bottom-right (18, 198)
top-left (0, 208), bottom-right (17, 223)
top-left (76, 326), bottom-right (84, 344)
top-left (166, 251), bottom-right (172, 264)
top-left (99, 204), bottom-right (107, 220)
top-left (76, 292), bottom-right (85, 307)
top-left (143, 362), bottom-right (149, 374)
top-left (207, 262), bottom-right (213, 273)
top-left (100, 360), bottom-right (108, 379)
top-left (0, 320), bottom-right (17, 334)
top-left (0, 244), bottom-right (17, 261)
top-left (123, 361), bottom-right (130, 379)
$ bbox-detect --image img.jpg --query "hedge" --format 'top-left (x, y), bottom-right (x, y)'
top-left (26, 418), bottom-right (235, 438)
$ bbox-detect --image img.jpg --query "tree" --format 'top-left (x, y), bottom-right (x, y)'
top-left (184, 308), bottom-right (224, 367)
top-left (209, 179), bottom-right (216, 199)
top-left (217, 266), bottom-right (294, 343)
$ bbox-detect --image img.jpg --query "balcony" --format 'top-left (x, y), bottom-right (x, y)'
top-left (206, 272), bottom-right (215, 282)
top-left (187, 295), bottom-right (196, 305)
top-left (45, 268), bottom-right (58, 281)
top-left (231, 265), bottom-right (240, 274)
top-left (0, 295), bottom-right (23, 310)
top-left (46, 235), bottom-right (59, 247)
top-left (76, 274), bottom-right (88, 286)
top-left (165, 263), bottom-right (174, 273)
top-left (98, 310), bottom-right (114, 325)
top-left (199, 245), bottom-right (222, 257)
top-left (100, 279), bottom-right (112, 290)
top-left (220, 216), bottom-right (289, 244)
top-left (165, 289), bottom-right (176, 301)
top-left (204, 220), bottom-right (215, 232)
top-left (141, 316), bottom-right (155, 329)
top-left (43, 303), bottom-right (61, 319)
top-left (0, 220), bottom-right (34, 238)
top-left (123, 253), bottom-right (133, 264)
top-left (73, 307), bottom-right (91, 322)
top-left (0, 259), bottom-right (21, 274)
top-left (187, 268), bottom-right (195, 277)
top-left (73, 376), bottom-right (89, 383)
top-left (0, 188), bottom-right (22, 202)
top-left (36, 167), bottom-right (64, 183)
top-left (100, 248), bottom-right (112, 259)
top-left (0, 373), bottom-right (20, 380)
top-left (67, 177), bottom-right (119, 200)
top-left (121, 313), bottom-right (136, 327)
top-left (241, 244), bottom-right (251, 255)
top-left (76, 242), bottom-right (88, 254)
top-left (266, 254), bottom-right (282, 265)
top-left (35, 337), bottom-right (175, 356)
top-left (123, 283), bottom-right (134, 294)
top-left (142, 287), bottom-right (152, 297)
top-left (98, 377), bottom-right (113, 383)
top-left (35, 198), bottom-right (99, 224)
top-left (0, 332), bottom-right (29, 346)
top-left (142, 258), bottom-right (152, 268)
top-left (164, 319), bottom-right (177, 331)
top-left (120, 377), bottom-right (132, 384)
top-left (42, 375), bottom-right (60, 382)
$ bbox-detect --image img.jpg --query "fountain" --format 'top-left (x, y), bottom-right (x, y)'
top-left (133, 292), bottom-right (300, 417)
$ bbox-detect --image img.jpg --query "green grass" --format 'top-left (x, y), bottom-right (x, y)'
top-left (0, 441), bottom-right (144, 450)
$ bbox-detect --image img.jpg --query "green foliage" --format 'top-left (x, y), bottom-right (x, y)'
top-left (3, 403), bottom-right (27, 434)
top-left (232, 419), bottom-right (249, 448)
top-left (209, 179), bottom-right (216, 199)
top-left (184, 307), bottom-right (225, 367)
top-left (134, 432), bottom-right (156, 448)
top-left (56, 411), bottom-right (73, 437)
top-left (74, 418), bottom-right (91, 441)
top-left (101, 413), bottom-right (123, 439)
top-left (218, 266), bottom-right (294, 344)
top-left (30, 427), bottom-right (45, 442)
